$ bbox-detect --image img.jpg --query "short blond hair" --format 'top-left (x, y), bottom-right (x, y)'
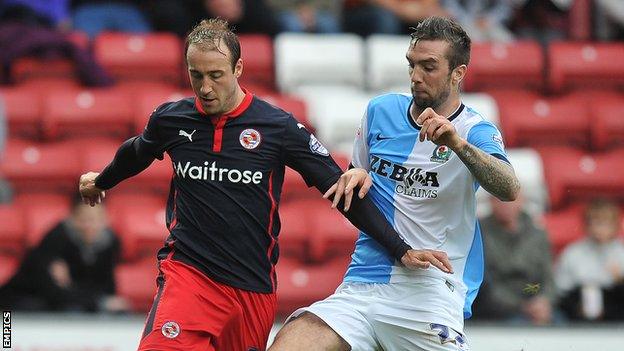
top-left (185, 18), bottom-right (241, 70)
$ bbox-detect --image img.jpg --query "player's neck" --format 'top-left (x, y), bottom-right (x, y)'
top-left (410, 97), bottom-right (461, 121)
top-left (224, 85), bottom-right (246, 115)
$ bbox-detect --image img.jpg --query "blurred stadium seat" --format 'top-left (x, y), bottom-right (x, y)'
top-left (43, 89), bottom-right (134, 140)
top-left (366, 35), bottom-right (411, 92)
top-left (295, 87), bottom-right (370, 154)
top-left (276, 256), bottom-right (350, 315)
top-left (539, 147), bottom-right (624, 209)
top-left (307, 200), bottom-right (358, 262)
top-left (461, 93), bottom-right (500, 126)
top-left (275, 33), bottom-right (365, 93)
top-left (21, 200), bottom-right (71, 247)
top-left (492, 90), bottom-right (590, 148)
top-left (238, 34), bottom-right (274, 90)
top-left (10, 31), bottom-right (89, 85)
top-left (94, 32), bottom-right (182, 85)
top-left (0, 87), bottom-right (42, 139)
top-left (115, 259), bottom-right (158, 312)
top-left (110, 200), bottom-right (169, 261)
top-left (543, 204), bottom-right (585, 256)
top-left (0, 139), bottom-right (82, 192)
top-left (0, 205), bottom-right (25, 256)
top-left (548, 42), bottom-right (624, 93)
top-left (464, 41), bottom-right (544, 92)
top-left (590, 93), bottom-right (624, 150)
top-left (278, 200), bottom-right (310, 259)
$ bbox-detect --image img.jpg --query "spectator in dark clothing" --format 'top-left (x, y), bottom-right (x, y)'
top-left (0, 0), bottom-right (71, 29)
top-left (71, 0), bottom-right (151, 38)
top-left (203, 0), bottom-right (280, 36)
top-left (342, 0), bottom-right (447, 37)
top-left (0, 197), bottom-right (128, 313)
top-left (556, 199), bottom-right (624, 321)
top-left (473, 195), bottom-right (557, 325)
top-left (141, 0), bottom-right (204, 38)
top-left (510, 0), bottom-right (571, 46)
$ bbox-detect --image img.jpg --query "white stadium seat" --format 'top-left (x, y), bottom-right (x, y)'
top-left (294, 87), bottom-right (371, 154)
top-left (275, 33), bottom-right (365, 93)
top-left (476, 148), bottom-right (547, 218)
top-left (366, 35), bottom-right (411, 92)
top-left (461, 93), bottom-right (500, 126)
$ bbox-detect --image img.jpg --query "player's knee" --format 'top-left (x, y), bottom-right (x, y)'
top-left (270, 312), bottom-right (350, 351)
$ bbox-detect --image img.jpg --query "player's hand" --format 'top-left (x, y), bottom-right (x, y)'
top-left (416, 107), bottom-right (463, 150)
top-left (79, 172), bottom-right (105, 207)
top-left (401, 249), bottom-right (453, 273)
top-left (323, 168), bottom-right (372, 211)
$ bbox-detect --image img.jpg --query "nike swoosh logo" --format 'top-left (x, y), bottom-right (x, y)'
top-left (376, 134), bottom-right (392, 141)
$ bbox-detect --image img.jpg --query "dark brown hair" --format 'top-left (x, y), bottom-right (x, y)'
top-left (184, 18), bottom-right (241, 71)
top-left (410, 16), bottom-right (471, 70)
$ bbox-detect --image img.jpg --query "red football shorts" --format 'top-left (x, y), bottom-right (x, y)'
top-left (138, 254), bottom-right (277, 351)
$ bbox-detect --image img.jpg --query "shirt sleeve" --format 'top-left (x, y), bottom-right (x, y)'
top-left (282, 115), bottom-right (343, 190)
top-left (467, 121), bottom-right (509, 163)
top-left (351, 106), bottom-right (370, 170)
top-left (137, 105), bottom-right (170, 160)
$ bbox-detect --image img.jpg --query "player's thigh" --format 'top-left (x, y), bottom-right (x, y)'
top-left (138, 328), bottom-right (215, 351)
top-left (376, 321), bottom-right (469, 351)
top-left (269, 312), bottom-right (350, 351)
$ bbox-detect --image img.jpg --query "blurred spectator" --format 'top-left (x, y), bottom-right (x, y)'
top-left (141, 0), bottom-right (203, 37)
top-left (0, 8), bottom-right (112, 85)
top-left (473, 195), bottom-right (557, 325)
top-left (0, 196), bottom-right (128, 313)
top-left (0, 0), bottom-right (71, 29)
top-left (556, 199), bottom-right (624, 321)
top-left (203, 0), bottom-right (280, 36)
top-left (343, 0), bottom-right (447, 37)
top-left (0, 98), bottom-right (10, 203)
top-left (594, 0), bottom-right (624, 41)
top-left (442, 0), bottom-right (514, 42)
top-left (270, 0), bottom-right (341, 33)
top-left (71, 0), bottom-right (151, 39)
top-left (510, 0), bottom-right (572, 46)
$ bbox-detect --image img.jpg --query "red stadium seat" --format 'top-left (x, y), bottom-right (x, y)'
top-left (548, 42), bottom-right (624, 93)
top-left (590, 93), bottom-right (624, 150)
top-left (94, 32), bottom-right (182, 85)
top-left (279, 200), bottom-right (311, 259)
top-left (276, 256), bottom-right (350, 315)
top-left (0, 254), bottom-right (19, 286)
top-left (0, 205), bottom-right (25, 255)
top-left (0, 139), bottom-right (82, 192)
top-left (110, 200), bottom-right (169, 261)
top-left (21, 200), bottom-right (71, 247)
top-left (115, 259), bottom-right (158, 312)
top-left (10, 31), bottom-right (89, 84)
top-left (539, 147), bottom-right (624, 209)
top-left (307, 202), bottom-right (358, 262)
top-left (464, 41), bottom-right (544, 92)
top-left (0, 87), bottom-right (42, 139)
top-left (43, 88), bottom-right (134, 140)
top-left (543, 204), bottom-right (585, 256)
top-left (281, 167), bottom-right (318, 201)
top-left (238, 35), bottom-right (274, 90)
top-left (491, 90), bottom-right (590, 148)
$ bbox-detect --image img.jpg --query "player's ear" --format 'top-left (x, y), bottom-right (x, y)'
top-left (452, 64), bottom-right (467, 85)
top-left (234, 58), bottom-right (243, 78)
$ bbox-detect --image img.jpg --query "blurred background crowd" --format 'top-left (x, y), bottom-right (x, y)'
top-left (0, 0), bottom-right (623, 331)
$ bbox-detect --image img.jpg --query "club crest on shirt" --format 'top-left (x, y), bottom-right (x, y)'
top-left (240, 128), bottom-right (262, 150)
top-left (161, 321), bottom-right (181, 339)
top-left (309, 134), bottom-right (329, 156)
top-left (430, 145), bottom-right (452, 163)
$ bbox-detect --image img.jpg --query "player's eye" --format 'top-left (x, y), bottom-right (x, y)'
top-left (210, 72), bottom-right (223, 79)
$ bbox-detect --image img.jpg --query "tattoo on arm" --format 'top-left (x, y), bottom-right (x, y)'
top-left (454, 142), bottom-right (520, 201)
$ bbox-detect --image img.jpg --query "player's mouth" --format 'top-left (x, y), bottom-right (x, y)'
top-left (201, 97), bottom-right (217, 105)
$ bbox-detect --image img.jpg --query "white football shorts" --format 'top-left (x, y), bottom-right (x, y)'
top-left (286, 281), bottom-right (469, 351)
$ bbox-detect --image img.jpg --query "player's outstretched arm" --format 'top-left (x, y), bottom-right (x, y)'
top-left (78, 137), bottom-right (156, 206)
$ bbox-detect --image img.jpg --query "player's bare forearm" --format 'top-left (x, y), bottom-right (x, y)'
top-left (452, 139), bottom-right (520, 201)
